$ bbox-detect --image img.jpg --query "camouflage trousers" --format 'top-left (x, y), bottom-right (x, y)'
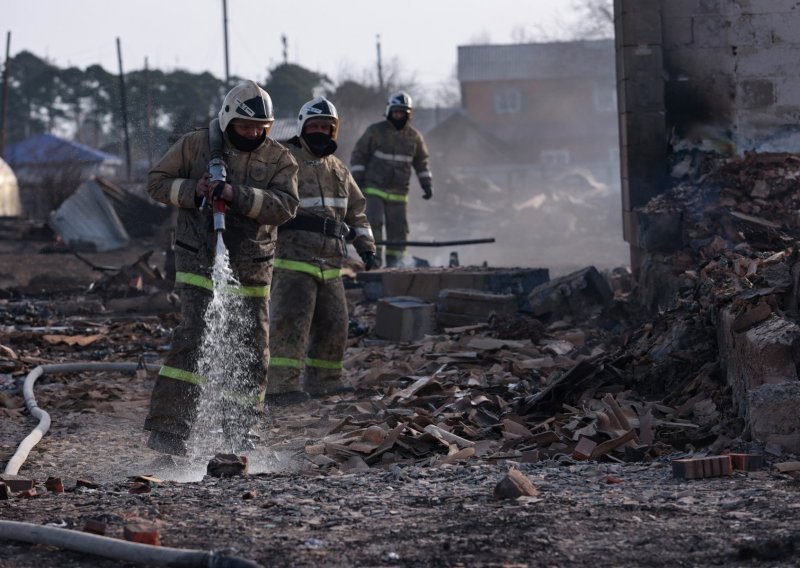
top-left (366, 195), bottom-right (408, 267)
top-left (268, 268), bottom-right (349, 396)
top-left (144, 285), bottom-right (269, 440)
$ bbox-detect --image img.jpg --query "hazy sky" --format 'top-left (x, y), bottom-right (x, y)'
top-left (3, 0), bottom-right (583, 101)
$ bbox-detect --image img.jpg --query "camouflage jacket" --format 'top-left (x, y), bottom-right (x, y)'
top-left (276, 139), bottom-right (375, 270)
top-left (147, 128), bottom-right (299, 286)
top-left (349, 120), bottom-right (432, 196)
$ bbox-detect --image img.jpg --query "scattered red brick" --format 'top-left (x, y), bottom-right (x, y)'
top-left (728, 453), bottom-right (763, 472)
top-left (83, 520), bottom-right (106, 535)
top-left (45, 476), bottom-right (64, 493)
top-left (672, 455), bottom-right (733, 480)
top-left (123, 522), bottom-right (160, 546)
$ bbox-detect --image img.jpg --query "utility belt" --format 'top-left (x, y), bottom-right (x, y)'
top-left (280, 214), bottom-right (350, 239)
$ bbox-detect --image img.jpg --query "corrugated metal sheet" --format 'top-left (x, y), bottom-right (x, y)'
top-left (5, 133), bottom-right (122, 167)
top-left (94, 177), bottom-right (172, 238)
top-left (49, 179), bottom-right (129, 252)
top-left (458, 40), bottom-right (614, 83)
top-left (269, 118), bottom-right (296, 143)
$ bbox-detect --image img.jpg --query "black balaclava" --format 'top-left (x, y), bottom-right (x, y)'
top-left (301, 132), bottom-right (338, 157)
top-left (388, 108), bottom-right (410, 130)
top-left (226, 124), bottom-right (266, 152)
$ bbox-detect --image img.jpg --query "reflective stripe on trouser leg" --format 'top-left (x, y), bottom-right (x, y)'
top-left (145, 283), bottom-right (269, 439)
top-left (384, 199), bottom-right (408, 267)
top-left (305, 276), bottom-right (349, 396)
top-left (268, 269), bottom-right (318, 394)
top-left (365, 195), bottom-right (385, 266)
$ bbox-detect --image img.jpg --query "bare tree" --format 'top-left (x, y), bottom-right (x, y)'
top-left (570, 0), bottom-right (614, 40)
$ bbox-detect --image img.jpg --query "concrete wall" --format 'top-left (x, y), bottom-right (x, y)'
top-left (615, 0), bottom-right (800, 257)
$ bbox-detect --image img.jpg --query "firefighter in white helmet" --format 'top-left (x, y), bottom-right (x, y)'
top-left (350, 91), bottom-right (433, 267)
top-left (144, 80), bottom-right (299, 455)
top-left (267, 96), bottom-right (376, 405)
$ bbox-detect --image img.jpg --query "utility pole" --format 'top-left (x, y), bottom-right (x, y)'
top-left (144, 57), bottom-right (153, 168)
top-left (116, 37), bottom-right (132, 182)
top-left (282, 35), bottom-right (288, 65)
top-left (0, 31), bottom-right (10, 158)
top-left (376, 34), bottom-right (384, 91)
top-left (222, 0), bottom-right (230, 86)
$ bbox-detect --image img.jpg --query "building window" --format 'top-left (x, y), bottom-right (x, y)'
top-left (593, 82), bottom-right (617, 112)
top-left (540, 149), bottom-right (570, 167)
top-left (494, 88), bottom-right (521, 114)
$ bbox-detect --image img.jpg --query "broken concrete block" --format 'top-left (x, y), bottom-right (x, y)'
top-left (374, 296), bottom-right (435, 342)
top-left (527, 266), bottom-right (612, 322)
top-left (718, 307), bottom-right (800, 418)
top-left (747, 382), bottom-right (800, 454)
top-left (436, 288), bottom-right (518, 327)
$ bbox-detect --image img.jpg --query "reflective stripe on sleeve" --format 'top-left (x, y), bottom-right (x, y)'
top-left (299, 197), bottom-right (348, 209)
top-left (169, 179), bottom-right (185, 206)
top-left (273, 259), bottom-right (342, 281)
top-left (350, 164), bottom-right (365, 172)
top-left (363, 187), bottom-right (409, 203)
top-left (269, 357), bottom-right (303, 368)
top-left (175, 271), bottom-right (270, 297)
top-left (373, 150), bottom-right (413, 163)
top-left (355, 226), bottom-right (374, 239)
top-left (247, 188), bottom-right (264, 218)
top-left (159, 365), bottom-right (207, 385)
top-left (305, 357), bottom-right (343, 370)
top-left (385, 248), bottom-right (406, 257)
top-left (418, 170), bottom-right (432, 180)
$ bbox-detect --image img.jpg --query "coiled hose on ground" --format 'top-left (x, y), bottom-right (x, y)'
top-left (0, 362), bottom-right (264, 568)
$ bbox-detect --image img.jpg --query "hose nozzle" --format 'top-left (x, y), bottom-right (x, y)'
top-left (213, 199), bottom-right (226, 232)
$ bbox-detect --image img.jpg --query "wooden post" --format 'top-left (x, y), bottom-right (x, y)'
top-left (116, 37), bottom-right (132, 181)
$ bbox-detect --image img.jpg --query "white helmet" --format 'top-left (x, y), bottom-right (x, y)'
top-left (385, 91), bottom-right (413, 118)
top-left (218, 80), bottom-right (274, 131)
top-left (297, 97), bottom-right (339, 140)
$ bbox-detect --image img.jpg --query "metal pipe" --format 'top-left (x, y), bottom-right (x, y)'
top-left (375, 237), bottom-right (496, 247)
top-left (0, 520), bottom-right (263, 567)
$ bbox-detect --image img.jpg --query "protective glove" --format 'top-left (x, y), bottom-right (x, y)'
top-left (422, 184), bottom-right (433, 200)
top-left (359, 251), bottom-right (376, 271)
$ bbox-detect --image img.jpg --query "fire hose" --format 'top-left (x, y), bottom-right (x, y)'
top-left (0, 521), bottom-right (262, 567)
top-left (1, 362), bottom-right (263, 568)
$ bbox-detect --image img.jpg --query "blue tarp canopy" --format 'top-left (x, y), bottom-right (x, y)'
top-left (5, 133), bottom-right (121, 167)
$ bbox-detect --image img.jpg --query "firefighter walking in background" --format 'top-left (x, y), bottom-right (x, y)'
top-left (144, 80), bottom-right (299, 455)
top-left (350, 91), bottom-right (433, 267)
top-left (268, 97), bottom-right (376, 405)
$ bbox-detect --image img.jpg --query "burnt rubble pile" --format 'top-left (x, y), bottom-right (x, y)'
top-left (636, 151), bottom-right (800, 454)
top-left (3, 153), bottom-right (799, 477)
